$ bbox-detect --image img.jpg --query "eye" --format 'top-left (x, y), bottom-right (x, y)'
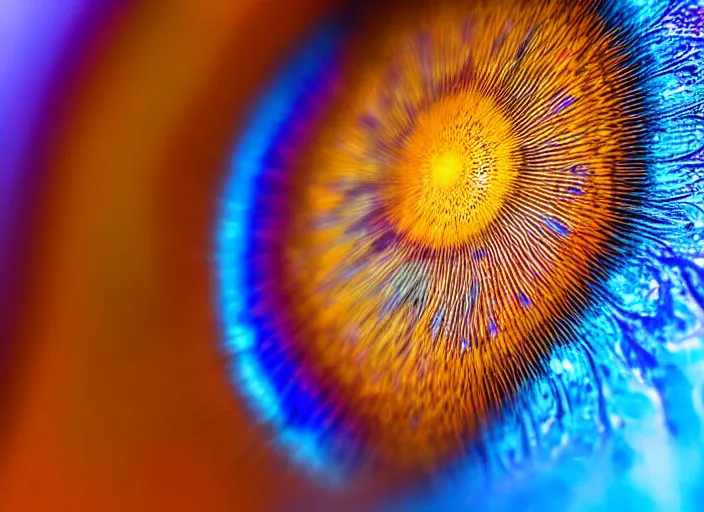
top-left (3, 0), bottom-right (704, 510)
top-left (218, 0), bottom-right (704, 505)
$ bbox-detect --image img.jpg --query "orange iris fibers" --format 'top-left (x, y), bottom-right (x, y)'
top-left (276, 0), bottom-right (646, 474)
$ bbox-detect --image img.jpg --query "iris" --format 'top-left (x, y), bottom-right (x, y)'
top-left (218, 0), bottom-right (704, 507)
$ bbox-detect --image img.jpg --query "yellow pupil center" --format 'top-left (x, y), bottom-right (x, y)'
top-left (429, 151), bottom-right (463, 187)
top-left (385, 92), bottom-right (518, 249)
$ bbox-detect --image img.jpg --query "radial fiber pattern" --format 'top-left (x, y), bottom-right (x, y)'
top-left (221, 0), bottom-right (668, 481)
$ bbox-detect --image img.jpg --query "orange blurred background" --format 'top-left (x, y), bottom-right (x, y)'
top-left (0, 1), bottom-right (399, 510)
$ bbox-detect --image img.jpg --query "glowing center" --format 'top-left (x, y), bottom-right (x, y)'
top-left (385, 92), bottom-right (518, 249)
top-left (429, 151), bottom-right (463, 187)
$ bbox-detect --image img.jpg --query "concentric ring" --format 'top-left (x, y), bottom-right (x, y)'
top-left (222, 0), bottom-right (655, 479)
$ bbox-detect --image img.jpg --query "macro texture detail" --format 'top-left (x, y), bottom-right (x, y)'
top-left (218, 0), bottom-right (704, 501)
top-left (258, 0), bottom-right (651, 473)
